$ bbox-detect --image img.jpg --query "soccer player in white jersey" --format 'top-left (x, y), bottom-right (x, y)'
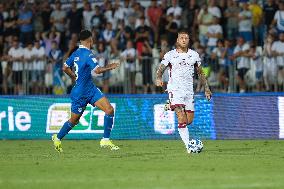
top-left (156, 30), bottom-right (212, 154)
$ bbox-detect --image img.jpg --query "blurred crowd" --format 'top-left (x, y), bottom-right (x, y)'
top-left (0, 0), bottom-right (284, 95)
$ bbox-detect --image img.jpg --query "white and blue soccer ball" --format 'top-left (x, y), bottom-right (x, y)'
top-left (187, 139), bottom-right (204, 154)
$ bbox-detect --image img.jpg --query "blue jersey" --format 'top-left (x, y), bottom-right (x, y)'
top-left (65, 45), bottom-right (99, 99)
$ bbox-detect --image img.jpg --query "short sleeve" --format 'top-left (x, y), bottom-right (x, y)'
top-left (233, 46), bottom-right (241, 54)
top-left (243, 43), bottom-right (250, 51)
top-left (161, 52), bottom-right (170, 66)
top-left (64, 53), bottom-right (74, 68)
top-left (88, 53), bottom-right (99, 71)
top-left (194, 53), bottom-right (202, 67)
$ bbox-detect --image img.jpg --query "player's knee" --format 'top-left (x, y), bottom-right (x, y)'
top-left (69, 119), bottom-right (78, 126)
top-left (105, 106), bottom-right (114, 115)
top-left (177, 115), bottom-right (187, 124)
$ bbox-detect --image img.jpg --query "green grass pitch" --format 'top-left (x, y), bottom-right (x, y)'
top-left (0, 140), bottom-right (284, 189)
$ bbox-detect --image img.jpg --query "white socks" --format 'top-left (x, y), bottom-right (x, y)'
top-left (178, 127), bottom-right (189, 148)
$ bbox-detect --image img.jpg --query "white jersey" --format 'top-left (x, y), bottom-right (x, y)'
top-left (161, 49), bottom-right (201, 93)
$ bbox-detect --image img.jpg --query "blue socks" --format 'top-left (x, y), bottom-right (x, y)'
top-left (103, 114), bottom-right (114, 138)
top-left (57, 121), bottom-right (74, 140)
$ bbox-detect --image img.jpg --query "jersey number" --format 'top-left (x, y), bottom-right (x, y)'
top-left (74, 62), bottom-right (79, 80)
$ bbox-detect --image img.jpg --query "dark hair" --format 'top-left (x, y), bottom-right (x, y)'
top-left (79, 30), bottom-right (92, 41)
top-left (177, 29), bottom-right (190, 38)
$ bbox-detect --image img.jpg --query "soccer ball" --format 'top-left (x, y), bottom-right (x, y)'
top-left (195, 139), bottom-right (204, 153)
top-left (187, 139), bottom-right (204, 154)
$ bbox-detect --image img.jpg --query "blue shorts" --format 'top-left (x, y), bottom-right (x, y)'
top-left (71, 87), bottom-right (104, 114)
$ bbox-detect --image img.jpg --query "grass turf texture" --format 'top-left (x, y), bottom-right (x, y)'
top-left (0, 140), bottom-right (284, 189)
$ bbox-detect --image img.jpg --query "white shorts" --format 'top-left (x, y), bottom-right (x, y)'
top-left (168, 90), bottom-right (194, 112)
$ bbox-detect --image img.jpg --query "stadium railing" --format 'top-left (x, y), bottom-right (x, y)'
top-left (0, 53), bottom-right (282, 95)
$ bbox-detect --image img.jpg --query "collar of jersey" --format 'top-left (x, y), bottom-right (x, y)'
top-left (175, 48), bottom-right (190, 53)
top-left (79, 45), bottom-right (90, 50)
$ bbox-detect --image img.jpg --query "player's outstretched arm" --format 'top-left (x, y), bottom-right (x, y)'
top-left (94, 62), bottom-right (120, 74)
top-left (156, 64), bottom-right (166, 87)
top-left (62, 64), bottom-right (76, 83)
top-left (196, 65), bottom-right (212, 101)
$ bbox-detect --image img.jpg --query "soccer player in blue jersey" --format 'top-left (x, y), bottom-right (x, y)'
top-left (52, 30), bottom-right (120, 152)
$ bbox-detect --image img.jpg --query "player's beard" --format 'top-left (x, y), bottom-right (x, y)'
top-left (176, 42), bottom-right (188, 53)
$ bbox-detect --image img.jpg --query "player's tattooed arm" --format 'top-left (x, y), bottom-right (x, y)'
top-left (196, 65), bottom-right (212, 101)
top-left (156, 64), bottom-right (167, 87)
top-left (62, 64), bottom-right (76, 83)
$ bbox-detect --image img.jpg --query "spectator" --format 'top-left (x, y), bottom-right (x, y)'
top-left (50, 1), bottom-right (66, 50)
top-left (8, 39), bottom-right (24, 94)
top-left (249, 0), bottom-right (263, 46)
top-left (263, 34), bottom-right (277, 91)
top-left (121, 40), bottom-right (136, 93)
top-left (48, 40), bottom-right (63, 95)
top-left (181, 0), bottom-right (199, 40)
top-left (50, 1), bottom-right (66, 33)
top-left (147, 0), bottom-right (163, 45)
top-left (126, 2), bottom-right (139, 30)
top-left (0, 3), bottom-right (4, 52)
top-left (114, 20), bottom-right (133, 50)
top-left (67, 1), bottom-right (83, 36)
top-left (113, 0), bottom-right (127, 22)
top-left (95, 42), bottom-right (111, 93)
top-left (211, 39), bottom-right (228, 91)
top-left (197, 4), bottom-right (214, 46)
top-left (249, 43), bottom-right (263, 91)
top-left (223, 39), bottom-right (234, 92)
top-left (238, 2), bottom-right (253, 43)
top-left (83, 2), bottom-right (95, 31)
top-left (135, 16), bottom-right (152, 55)
top-left (159, 37), bottom-right (170, 91)
top-left (263, 0), bottom-right (278, 34)
top-left (91, 5), bottom-right (105, 32)
top-left (232, 36), bottom-right (250, 93)
top-left (208, 0), bottom-right (221, 18)
top-left (32, 40), bottom-right (46, 94)
top-left (17, 4), bottom-right (34, 46)
top-left (139, 41), bottom-right (154, 94)
top-left (225, 0), bottom-right (240, 40)
top-left (0, 50), bottom-right (10, 94)
top-left (167, 0), bottom-right (182, 27)
top-left (34, 31), bottom-right (44, 47)
top-left (104, 1), bottom-right (115, 28)
top-left (42, 27), bottom-right (60, 55)
top-left (4, 8), bottom-right (19, 40)
top-left (165, 13), bottom-right (178, 47)
top-left (32, 2), bottom-right (43, 33)
top-left (41, 1), bottom-right (52, 32)
top-left (218, 0), bottom-right (227, 37)
top-left (271, 32), bottom-right (284, 90)
top-left (271, 1), bottom-right (284, 34)
top-left (23, 42), bottom-right (34, 93)
top-left (206, 16), bottom-right (223, 53)
top-left (99, 22), bottom-right (115, 46)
